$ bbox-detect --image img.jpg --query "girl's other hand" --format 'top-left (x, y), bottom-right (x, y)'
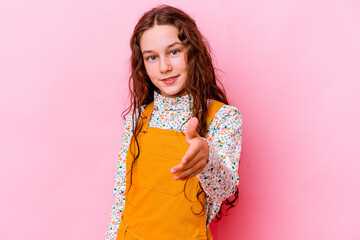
top-left (170, 117), bottom-right (209, 180)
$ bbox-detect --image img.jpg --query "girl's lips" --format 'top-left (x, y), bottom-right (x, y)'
top-left (162, 75), bottom-right (179, 84)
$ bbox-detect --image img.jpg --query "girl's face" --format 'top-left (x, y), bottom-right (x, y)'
top-left (140, 24), bottom-right (188, 98)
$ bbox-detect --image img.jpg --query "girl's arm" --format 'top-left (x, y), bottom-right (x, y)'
top-left (105, 114), bottom-right (133, 240)
top-left (197, 105), bottom-right (243, 202)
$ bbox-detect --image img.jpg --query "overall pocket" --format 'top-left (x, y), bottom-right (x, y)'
top-left (134, 152), bottom-right (185, 196)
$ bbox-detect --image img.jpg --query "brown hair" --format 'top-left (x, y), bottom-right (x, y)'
top-left (123, 4), bottom-right (238, 222)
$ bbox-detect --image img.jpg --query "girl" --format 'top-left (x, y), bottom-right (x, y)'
top-left (106, 4), bottom-right (242, 240)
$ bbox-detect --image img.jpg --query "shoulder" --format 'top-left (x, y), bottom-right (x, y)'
top-left (123, 105), bottom-right (147, 131)
top-left (209, 99), bottom-right (242, 120)
top-left (124, 105), bottom-right (147, 120)
top-left (206, 100), bottom-right (242, 136)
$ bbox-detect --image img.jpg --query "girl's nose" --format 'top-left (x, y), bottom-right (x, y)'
top-left (160, 58), bottom-right (172, 73)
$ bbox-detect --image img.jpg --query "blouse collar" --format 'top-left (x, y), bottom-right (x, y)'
top-left (153, 91), bottom-right (193, 111)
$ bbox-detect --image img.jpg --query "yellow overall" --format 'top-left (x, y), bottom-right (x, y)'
top-left (116, 100), bottom-right (224, 240)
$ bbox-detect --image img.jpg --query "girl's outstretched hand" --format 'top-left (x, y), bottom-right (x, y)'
top-left (170, 117), bottom-right (209, 181)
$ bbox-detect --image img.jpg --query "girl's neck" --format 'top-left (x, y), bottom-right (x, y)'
top-left (153, 91), bottom-right (193, 111)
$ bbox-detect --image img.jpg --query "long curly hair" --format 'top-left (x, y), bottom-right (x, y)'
top-left (123, 4), bottom-right (238, 222)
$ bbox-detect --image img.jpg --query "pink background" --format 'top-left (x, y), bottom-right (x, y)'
top-left (1, 0), bottom-right (359, 239)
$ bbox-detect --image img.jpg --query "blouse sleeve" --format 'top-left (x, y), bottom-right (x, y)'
top-left (105, 114), bottom-right (133, 240)
top-left (196, 105), bottom-right (242, 202)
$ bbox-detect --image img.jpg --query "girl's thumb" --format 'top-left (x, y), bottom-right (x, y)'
top-left (186, 117), bottom-right (199, 141)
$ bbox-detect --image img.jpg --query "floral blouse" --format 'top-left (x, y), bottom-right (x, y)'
top-left (106, 91), bottom-right (242, 240)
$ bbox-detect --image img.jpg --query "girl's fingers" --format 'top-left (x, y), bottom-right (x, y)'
top-left (179, 151), bottom-right (200, 171)
top-left (171, 149), bottom-right (202, 174)
top-left (170, 164), bottom-right (182, 174)
top-left (186, 158), bottom-right (210, 179)
top-left (181, 140), bottom-right (200, 163)
top-left (171, 137), bottom-right (208, 175)
top-left (170, 142), bottom-right (199, 174)
top-left (174, 160), bottom-right (205, 180)
top-left (180, 139), bottom-right (208, 172)
top-left (170, 156), bottom-right (197, 175)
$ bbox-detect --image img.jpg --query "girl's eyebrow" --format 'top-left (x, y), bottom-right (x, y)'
top-left (142, 42), bottom-right (183, 55)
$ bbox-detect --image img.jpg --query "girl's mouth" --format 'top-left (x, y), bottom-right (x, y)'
top-left (162, 75), bottom-right (179, 84)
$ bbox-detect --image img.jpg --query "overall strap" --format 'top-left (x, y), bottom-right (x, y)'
top-left (139, 102), bottom-right (154, 133)
top-left (206, 100), bottom-right (225, 129)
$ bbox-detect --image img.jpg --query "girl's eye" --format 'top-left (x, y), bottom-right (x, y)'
top-left (146, 56), bottom-right (157, 61)
top-left (170, 49), bottom-right (179, 56)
